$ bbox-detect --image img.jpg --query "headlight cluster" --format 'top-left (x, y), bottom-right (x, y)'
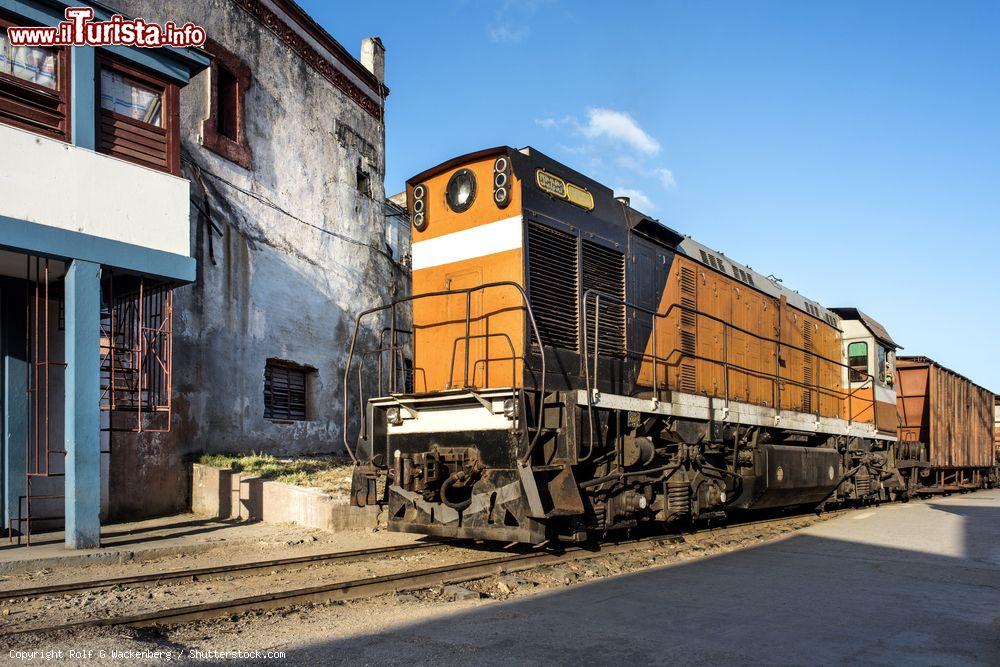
top-left (411, 184), bottom-right (428, 231)
top-left (493, 156), bottom-right (511, 208)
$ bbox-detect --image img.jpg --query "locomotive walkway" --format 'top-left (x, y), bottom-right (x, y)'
top-left (309, 491), bottom-right (1000, 665)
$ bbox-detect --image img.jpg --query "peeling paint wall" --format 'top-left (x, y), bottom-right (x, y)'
top-left (107, 0), bottom-right (407, 518)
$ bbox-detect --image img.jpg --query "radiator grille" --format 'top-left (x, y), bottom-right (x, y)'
top-left (802, 321), bottom-right (814, 413)
top-left (680, 330), bottom-right (697, 355)
top-left (527, 222), bottom-right (579, 351)
top-left (581, 240), bottom-right (626, 356)
top-left (680, 364), bottom-right (697, 393)
top-left (679, 266), bottom-right (697, 295)
top-left (678, 265), bottom-right (698, 391)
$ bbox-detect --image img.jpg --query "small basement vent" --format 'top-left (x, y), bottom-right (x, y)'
top-left (264, 360), bottom-right (310, 421)
top-left (582, 240), bottom-right (626, 356)
top-left (528, 222), bottom-right (579, 351)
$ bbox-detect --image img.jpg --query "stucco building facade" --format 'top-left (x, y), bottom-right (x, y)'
top-left (0, 0), bottom-right (408, 547)
top-left (106, 0), bottom-right (407, 518)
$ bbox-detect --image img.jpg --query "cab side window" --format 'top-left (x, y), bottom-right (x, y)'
top-left (877, 345), bottom-right (894, 386)
top-left (848, 341), bottom-right (868, 383)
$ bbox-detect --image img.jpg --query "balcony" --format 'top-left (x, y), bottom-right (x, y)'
top-left (0, 123), bottom-right (191, 259)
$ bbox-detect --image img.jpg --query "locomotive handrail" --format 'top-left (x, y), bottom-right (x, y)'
top-left (342, 281), bottom-right (546, 464)
top-left (581, 288), bottom-right (880, 461)
top-left (448, 332), bottom-right (518, 391)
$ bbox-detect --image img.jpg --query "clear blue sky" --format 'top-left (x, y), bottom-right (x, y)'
top-left (303, 0), bottom-right (1000, 391)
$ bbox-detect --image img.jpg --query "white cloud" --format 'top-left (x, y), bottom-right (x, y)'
top-left (582, 108), bottom-right (660, 155)
top-left (616, 158), bottom-right (677, 192)
top-left (535, 116), bottom-right (572, 129)
top-left (488, 0), bottom-right (547, 44)
top-left (613, 187), bottom-right (655, 211)
top-left (654, 168), bottom-right (677, 191)
top-left (488, 24), bottom-right (530, 43)
top-left (535, 106), bottom-right (676, 198)
top-left (615, 154), bottom-right (642, 171)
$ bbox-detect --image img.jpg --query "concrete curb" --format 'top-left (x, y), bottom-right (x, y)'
top-left (191, 463), bottom-right (382, 531)
top-left (0, 536), bottom-right (246, 575)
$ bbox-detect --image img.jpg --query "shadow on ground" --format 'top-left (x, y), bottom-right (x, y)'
top-left (282, 493), bottom-right (1000, 666)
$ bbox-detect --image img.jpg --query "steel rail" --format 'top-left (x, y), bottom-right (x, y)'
top-left (2, 511), bottom-right (850, 637)
top-left (0, 541), bottom-right (453, 602)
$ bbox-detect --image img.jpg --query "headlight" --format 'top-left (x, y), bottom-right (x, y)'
top-left (446, 169), bottom-right (477, 212)
top-left (386, 407), bottom-right (402, 425)
top-left (503, 398), bottom-right (518, 420)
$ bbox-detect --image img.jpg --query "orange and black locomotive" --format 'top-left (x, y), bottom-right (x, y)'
top-left (345, 146), bottom-right (997, 544)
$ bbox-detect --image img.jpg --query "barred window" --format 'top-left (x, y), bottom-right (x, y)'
top-left (264, 360), bottom-right (313, 421)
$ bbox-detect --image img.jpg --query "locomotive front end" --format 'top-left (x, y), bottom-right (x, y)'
top-left (371, 389), bottom-right (550, 543)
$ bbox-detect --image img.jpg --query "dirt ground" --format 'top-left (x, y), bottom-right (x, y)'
top-left (2, 513), bottom-right (828, 664)
top-left (0, 522), bottom-right (419, 590)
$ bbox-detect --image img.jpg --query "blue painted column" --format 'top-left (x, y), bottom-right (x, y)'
top-left (64, 260), bottom-right (101, 548)
top-left (2, 286), bottom-right (27, 532)
top-left (71, 47), bottom-right (96, 150)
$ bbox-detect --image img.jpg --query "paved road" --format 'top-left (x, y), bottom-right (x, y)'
top-left (302, 490), bottom-right (1000, 666)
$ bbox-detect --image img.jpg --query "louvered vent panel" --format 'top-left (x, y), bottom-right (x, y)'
top-left (528, 222), bottom-right (579, 351)
top-left (802, 321), bottom-right (814, 413)
top-left (680, 364), bottom-right (697, 393)
top-left (679, 267), bottom-right (697, 295)
top-left (582, 240), bottom-right (626, 356)
top-left (680, 330), bottom-right (697, 355)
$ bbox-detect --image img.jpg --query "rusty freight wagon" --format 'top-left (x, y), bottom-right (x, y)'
top-left (995, 396), bottom-right (1000, 475)
top-left (896, 356), bottom-right (996, 491)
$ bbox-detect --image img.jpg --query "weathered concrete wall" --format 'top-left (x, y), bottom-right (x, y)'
top-left (107, 1), bottom-right (408, 519)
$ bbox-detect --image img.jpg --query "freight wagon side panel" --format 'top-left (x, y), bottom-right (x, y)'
top-left (896, 358), bottom-right (994, 468)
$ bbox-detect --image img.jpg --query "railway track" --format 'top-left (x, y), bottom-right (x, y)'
top-left (2, 510), bottom-right (845, 637)
top-left (0, 540), bottom-right (456, 602)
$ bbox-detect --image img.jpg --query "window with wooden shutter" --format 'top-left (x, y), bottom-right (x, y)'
top-left (0, 14), bottom-right (70, 141)
top-left (97, 57), bottom-right (179, 174)
top-left (264, 360), bottom-right (312, 421)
